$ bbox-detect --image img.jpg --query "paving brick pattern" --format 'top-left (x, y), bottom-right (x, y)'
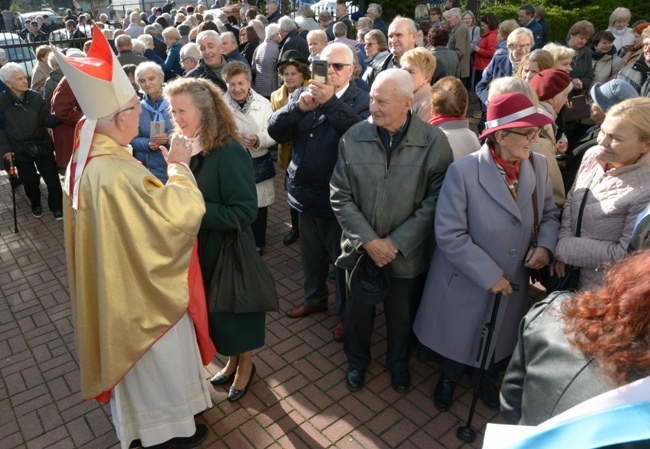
top-left (0, 151), bottom-right (547, 448)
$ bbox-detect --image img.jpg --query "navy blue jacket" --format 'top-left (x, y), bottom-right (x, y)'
top-left (475, 41), bottom-right (512, 105)
top-left (268, 82), bottom-right (370, 217)
top-left (373, 18), bottom-right (388, 37)
top-left (524, 19), bottom-right (544, 50)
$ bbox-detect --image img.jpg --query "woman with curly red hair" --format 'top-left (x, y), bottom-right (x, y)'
top-left (501, 249), bottom-right (650, 425)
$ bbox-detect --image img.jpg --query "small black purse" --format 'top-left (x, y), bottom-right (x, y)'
top-left (528, 154), bottom-right (588, 292)
top-left (249, 151), bottom-right (276, 184)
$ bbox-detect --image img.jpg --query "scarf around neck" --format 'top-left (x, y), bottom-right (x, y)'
top-left (491, 148), bottom-right (521, 200)
top-left (226, 88), bottom-right (254, 115)
top-left (142, 95), bottom-right (169, 123)
top-left (429, 115), bottom-right (466, 126)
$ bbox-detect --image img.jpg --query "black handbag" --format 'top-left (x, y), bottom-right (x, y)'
top-left (207, 216), bottom-right (279, 314)
top-left (528, 154), bottom-right (587, 292)
top-left (564, 90), bottom-right (591, 123)
top-left (22, 140), bottom-right (54, 160)
top-left (249, 151), bottom-right (276, 184)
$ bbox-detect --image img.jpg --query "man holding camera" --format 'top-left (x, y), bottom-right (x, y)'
top-left (268, 43), bottom-right (369, 341)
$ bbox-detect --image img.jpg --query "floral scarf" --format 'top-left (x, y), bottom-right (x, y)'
top-left (225, 88), bottom-right (254, 115)
top-left (490, 148), bottom-right (521, 200)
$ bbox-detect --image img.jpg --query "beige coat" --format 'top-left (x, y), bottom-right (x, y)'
top-left (30, 60), bottom-right (51, 95)
top-left (449, 22), bottom-right (471, 78)
top-left (532, 103), bottom-right (566, 208)
top-left (555, 148), bottom-right (650, 290)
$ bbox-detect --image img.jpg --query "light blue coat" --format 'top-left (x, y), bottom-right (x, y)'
top-left (413, 145), bottom-right (560, 367)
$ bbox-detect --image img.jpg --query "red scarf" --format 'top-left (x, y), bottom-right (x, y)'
top-left (428, 114), bottom-right (466, 126)
top-left (490, 148), bottom-right (521, 181)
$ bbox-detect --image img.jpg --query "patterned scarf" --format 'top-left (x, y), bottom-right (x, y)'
top-left (490, 148), bottom-right (521, 200)
top-left (225, 88), bottom-right (254, 115)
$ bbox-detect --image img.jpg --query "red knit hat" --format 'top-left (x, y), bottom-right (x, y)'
top-left (529, 69), bottom-right (572, 101)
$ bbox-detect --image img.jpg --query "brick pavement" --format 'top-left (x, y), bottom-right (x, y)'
top-left (0, 161), bottom-right (547, 449)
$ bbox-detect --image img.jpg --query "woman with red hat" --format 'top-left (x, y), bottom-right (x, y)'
top-left (413, 92), bottom-right (561, 413)
top-left (529, 68), bottom-right (574, 208)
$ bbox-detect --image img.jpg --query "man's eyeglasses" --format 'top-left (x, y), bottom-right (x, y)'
top-left (330, 62), bottom-right (352, 71)
top-left (511, 43), bottom-right (532, 51)
top-left (111, 105), bottom-right (138, 121)
top-left (364, 42), bottom-right (377, 47)
top-left (508, 128), bottom-right (542, 141)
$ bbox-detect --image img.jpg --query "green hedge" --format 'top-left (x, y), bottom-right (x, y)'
top-left (481, 0), bottom-right (650, 44)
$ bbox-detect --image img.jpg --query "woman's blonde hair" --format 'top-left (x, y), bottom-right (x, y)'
top-left (400, 47), bottom-right (437, 79)
top-left (306, 29), bottom-right (328, 46)
top-left (497, 19), bottom-right (519, 42)
top-left (515, 49), bottom-right (554, 78)
top-left (607, 97), bottom-right (650, 143)
top-left (608, 7), bottom-right (631, 28)
top-left (163, 77), bottom-right (241, 153)
top-left (506, 27), bottom-right (533, 48)
top-left (414, 4), bottom-right (428, 21)
top-left (162, 26), bottom-right (181, 41)
top-left (543, 42), bottom-right (575, 64)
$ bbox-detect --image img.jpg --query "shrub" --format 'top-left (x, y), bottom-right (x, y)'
top-left (481, 0), bottom-right (650, 44)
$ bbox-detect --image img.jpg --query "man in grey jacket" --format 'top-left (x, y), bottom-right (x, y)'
top-left (330, 69), bottom-right (453, 394)
top-left (444, 8), bottom-right (470, 83)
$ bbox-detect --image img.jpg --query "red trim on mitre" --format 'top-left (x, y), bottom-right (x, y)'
top-left (62, 23), bottom-right (112, 81)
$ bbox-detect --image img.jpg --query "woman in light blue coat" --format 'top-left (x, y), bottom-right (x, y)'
top-left (413, 92), bottom-right (560, 413)
top-left (130, 62), bottom-right (173, 183)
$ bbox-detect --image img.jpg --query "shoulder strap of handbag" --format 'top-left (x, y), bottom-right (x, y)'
top-left (530, 152), bottom-right (590, 240)
top-left (529, 152), bottom-right (540, 248)
top-left (575, 188), bottom-right (589, 238)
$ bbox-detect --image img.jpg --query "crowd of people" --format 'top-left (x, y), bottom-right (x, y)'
top-left (2, 1), bottom-right (650, 447)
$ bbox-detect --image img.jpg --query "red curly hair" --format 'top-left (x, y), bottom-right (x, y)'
top-left (562, 250), bottom-right (650, 385)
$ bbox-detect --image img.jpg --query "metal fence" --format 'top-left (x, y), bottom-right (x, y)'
top-left (0, 31), bottom-right (92, 78)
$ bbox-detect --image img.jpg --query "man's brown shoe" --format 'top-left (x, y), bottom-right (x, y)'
top-left (286, 304), bottom-right (327, 318)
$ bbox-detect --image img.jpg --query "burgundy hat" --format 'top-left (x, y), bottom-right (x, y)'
top-left (478, 92), bottom-right (553, 140)
top-left (529, 69), bottom-right (572, 101)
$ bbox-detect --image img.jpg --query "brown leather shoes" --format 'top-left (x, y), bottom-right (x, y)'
top-left (333, 321), bottom-right (344, 342)
top-left (286, 304), bottom-right (327, 318)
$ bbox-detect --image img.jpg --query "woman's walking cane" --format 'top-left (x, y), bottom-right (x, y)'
top-left (5, 156), bottom-right (19, 233)
top-left (457, 283), bottom-right (519, 443)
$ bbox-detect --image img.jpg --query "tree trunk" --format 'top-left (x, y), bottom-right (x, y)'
top-left (467, 0), bottom-right (480, 19)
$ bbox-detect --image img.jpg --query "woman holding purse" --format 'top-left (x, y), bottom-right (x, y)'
top-left (551, 97), bottom-right (650, 291)
top-left (223, 61), bottom-right (276, 255)
top-left (164, 77), bottom-right (264, 402)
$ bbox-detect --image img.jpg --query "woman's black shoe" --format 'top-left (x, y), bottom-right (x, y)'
top-left (433, 376), bottom-right (457, 412)
top-left (479, 381), bottom-right (500, 410)
top-left (209, 370), bottom-right (235, 386)
top-left (227, 364), bottom-right (256, 402)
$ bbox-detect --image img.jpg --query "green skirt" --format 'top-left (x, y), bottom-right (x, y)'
top-left (208, 311), bottom-right (266, 356)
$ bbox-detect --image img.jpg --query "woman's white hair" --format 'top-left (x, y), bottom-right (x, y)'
top-left (47, 52), bottom-right (60, 69)
top-left (135, 61), bottom-right (165, 80)
top-left (0, 62), bottom-right (25, 83)
top-left (138, 33), bottom-right (154, 48)
top-left (180, 42), bottom-right (201, 62)
top-left (488, 76), bottom-right (539, 106)
top-left (132, 40), bottom-right (145, 55)
top-left (507, 27), bottom-right (534, 47)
